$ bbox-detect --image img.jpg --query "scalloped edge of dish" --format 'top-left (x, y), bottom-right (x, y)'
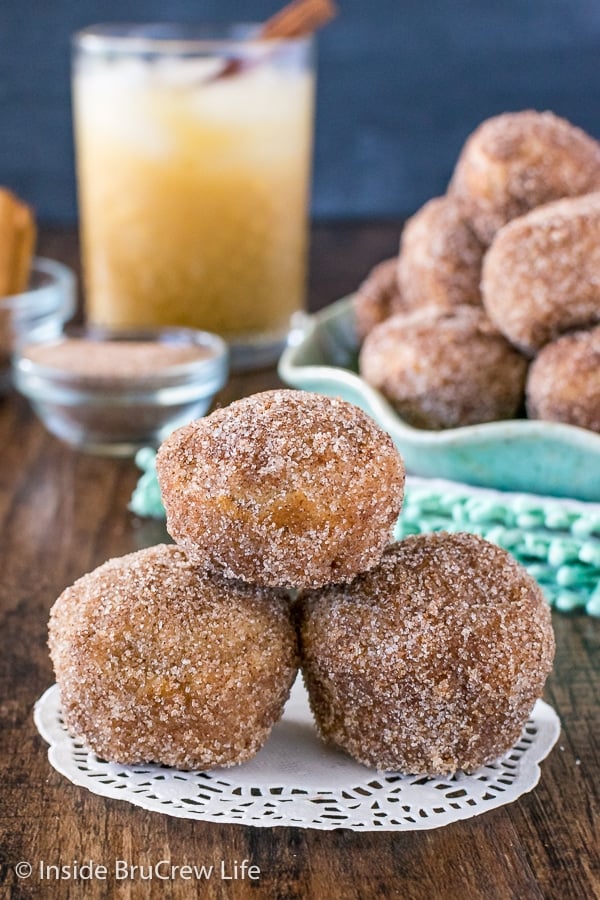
top-left (279, 296), bottom-right (600, 500)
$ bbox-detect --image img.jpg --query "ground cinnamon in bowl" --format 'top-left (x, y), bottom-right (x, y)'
top-left (24, 338), bottom-right (215, 384)
top-left (14, 327), bottom-right (228, 456)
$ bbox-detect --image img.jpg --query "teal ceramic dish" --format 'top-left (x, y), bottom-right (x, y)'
top-left (278, 296), bottom-right (600, 502)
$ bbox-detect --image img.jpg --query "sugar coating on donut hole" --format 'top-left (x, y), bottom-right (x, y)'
top-left (450, 110), bottom-right (600, 245)
top-left (526, 326), bottom-right (600, 432)
top-left (298, 533), bottom-right (555, 775)
top-left (482, 192), bottom-right (600, 355)
top-left (397, 196), bottom-right (484, 311)
top-left (157, 390), bottom-right (405, 588)
top-left (48, 544), bottom-right (298, 769)
top-left (353, 257), bottom-right (406, 341)
top-left (359, 306), bottom-right (528, 430)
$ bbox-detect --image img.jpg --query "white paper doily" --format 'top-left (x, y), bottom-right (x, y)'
top-left (34, 679), bottom-right (559, 831)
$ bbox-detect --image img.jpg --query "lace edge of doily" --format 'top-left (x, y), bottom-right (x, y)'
top-left (33, 686), bottom-right (561, 831)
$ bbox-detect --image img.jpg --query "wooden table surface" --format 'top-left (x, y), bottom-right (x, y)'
top-left (1, 225), bottom-right (599, 900)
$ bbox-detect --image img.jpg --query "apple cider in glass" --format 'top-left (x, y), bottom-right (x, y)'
top-left (73, 26), bottom-right (315, 369)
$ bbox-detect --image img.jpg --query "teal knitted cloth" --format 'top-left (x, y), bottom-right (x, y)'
top-left (130, 451), bottom-right (600, 617)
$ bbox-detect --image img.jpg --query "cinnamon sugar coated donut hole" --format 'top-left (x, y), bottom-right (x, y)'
top-left (157, 390), bottom-right (405, 588)
top-left (449, 110), bottom-right (600, 244)
top-left (48, 544), bottom-right (298, 769)
top-left (353, 257), bottom-right (406, 341)
top-left (397, 196), bottom-right (484, 310)
top-left (359, 306), bottom-right (528, 429)
top-left (482, 193), bottom-right (600, 355)
top-left (526, 327), bottom-right (600, 432)
top-left (298, 533), bottom-right (555, 775)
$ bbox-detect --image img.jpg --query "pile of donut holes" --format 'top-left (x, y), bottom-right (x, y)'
top-left (356, 110), bottom-right (600, 433)
top-left (49, 390), bottom-right (554, 778)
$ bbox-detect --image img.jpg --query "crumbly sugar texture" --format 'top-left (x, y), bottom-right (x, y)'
top-left (449, 110), bottom-right (600, 244)
top-left (298, 532), bottom-right (555, 775)
top-left (48, 544), bottom-right (298, 769)
top-left (359, 306), bottom-right (528, 429)
top-left (397, 195), bottom-right (484, 310)
top-left (24, 339), bottom-right (212, 381)
top-left (526, 326), bottom-right (600, 432)
top-left (482, 192), bottom-right (600, 355)
top-left (156, 390), bottom-right (405, 588)
top-left (353, 257), bottom-right (406, 341)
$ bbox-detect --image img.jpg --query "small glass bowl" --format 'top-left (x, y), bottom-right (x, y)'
top-left (13, 325), bottom-right (229, 456)
top-left (0, 257), bottom-right (76, 393)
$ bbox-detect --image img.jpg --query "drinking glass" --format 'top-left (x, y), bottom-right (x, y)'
top-left (72, 24), bottom-right (315, 370)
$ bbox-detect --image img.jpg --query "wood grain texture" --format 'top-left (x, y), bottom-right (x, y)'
top-left (0, 224), bottom-right (598, 899)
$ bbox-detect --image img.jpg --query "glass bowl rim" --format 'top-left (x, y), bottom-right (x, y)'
top-left (14, 325), bottom-right (229, 396)
top-left (0, 257), bottom-right (75, 314)
top-left (73, 23), bottom-right (314, 55)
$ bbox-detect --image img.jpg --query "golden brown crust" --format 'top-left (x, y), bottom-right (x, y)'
top-left (397, 196), bottom-right (484, 310)
top-left (450, 110), bottom-right (600, 244)
top-left (482, 193), bottom-right (600, 355)
top-left (353, 257), bottom-right (405, 341)
top-left (358, 306), bottom-right (528, 429)
top-left (526, 326), bottom-right (600, 431)
top-left (157, 390), bottom-right (405, 588)
top-left (48, 544), bottom-right (298, 769)
top-left (298, 533), bottom-right (555, 775)
top-left (0, 187), bottom-right (36, 297)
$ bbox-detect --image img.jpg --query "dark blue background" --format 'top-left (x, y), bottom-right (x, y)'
top-left (2, 0), bottom-right (600, 222)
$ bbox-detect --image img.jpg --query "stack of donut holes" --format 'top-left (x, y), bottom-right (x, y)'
top-left (49, 389), bottom-right (554, 777)
top-left (356, 110), bottom-right (600, 433)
